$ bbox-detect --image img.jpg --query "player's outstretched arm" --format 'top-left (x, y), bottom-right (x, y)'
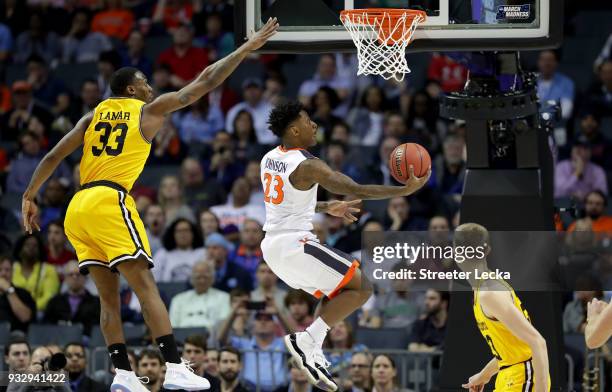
top-left (294, 158), bottom-right (429, 200)
top-left (144, 17), bottom-right (279, 119)
top-left (480, 291), bottom-right (549, 392)
top-left (462, 357), bottom-right (498, 392)
top-left (585, 299), bottom-right (612, 349)
top-left (22, 112), bottom-right (94, 233)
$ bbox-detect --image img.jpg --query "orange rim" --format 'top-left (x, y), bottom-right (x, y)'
top-left (340, 8), bottom-right (427, 45)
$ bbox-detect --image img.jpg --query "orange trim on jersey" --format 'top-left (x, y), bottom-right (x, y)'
top-left (278, 145), bottom-right (304, 153)
top-left (325, 260), bottom-right (360, 300)
top-left (313, 290), bottom-right (323, 299)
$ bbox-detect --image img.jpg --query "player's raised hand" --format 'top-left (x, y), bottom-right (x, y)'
top-left (244, 17), bottom-right (279, 51)
top-left (403, 165), bottom-right (431, 195)
top-left (461, 371), bottom-right (490, 392)
top-left (326, 199), bottom-right (362, 222)
top-left (22, 198), bottom-right (41, 234)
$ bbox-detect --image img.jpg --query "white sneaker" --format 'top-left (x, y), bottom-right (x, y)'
top-left (110, 369), bottom-right (150, 392)
top-left (163, 358), bottom-right (211, 391)
top-left (284, 332), bottom-right (338, 391)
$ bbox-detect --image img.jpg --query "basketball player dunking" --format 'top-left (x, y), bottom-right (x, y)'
top-left (260, 102), bottom-right (430, 391)
top-left (455, 223), bottom-right (550, 392)
top-left (21, 18), bottom-right (279, 392)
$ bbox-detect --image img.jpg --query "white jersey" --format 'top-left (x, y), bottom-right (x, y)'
top-left (261, 146), bottom-right (318, 232)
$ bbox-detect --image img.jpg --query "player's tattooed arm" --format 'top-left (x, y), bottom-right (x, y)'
top-left (145, 18), bottom-right (279, 116)
top-left (294, 158), bottom-right (430, 200)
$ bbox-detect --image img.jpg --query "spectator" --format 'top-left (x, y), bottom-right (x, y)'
top-left (45, 220), bottom-right (76, 267)
top-left (144, 204), bottom-right (166, 256)
top-left (25, 54), bottom-right (68, 112)
top-left (11, 234), bottom-right (60, 311)
top-left (0, 255), bottom-right (36, 333)
top-left (157, 23), bottom-right (208, 88)
top-left (91, 0), bottom-right (134, 41)
top-left (370, 354), bottom-right (400, 392)
top-left (1, 1), bottom-right (28, 36)
top-left (283, 289), bottom-right (314, 332)
top-left (298, 54), bottom-right (351, 115)
top-left (169, 260), bottom-right (230, 328)
top-left (244, 160), bottom-right (264, 205)
top-left (594, 33), bottom-right (612, 71)
top-left (151, 63), bottom-right (174, 95)
top-left (405, 90), bottom-right (443, 152)
top-left (408, 289), bottom-right (449, 352)
top-left (274, 358), bottom-right (326, 392)
top-left (215, 288), bottom-right (250, 344)
top-left (39, 178), bottom-right (70, 231)
top-left (311, 86), bottom-right (342, 143)
top-left (172, 97), bottom-right (224, 145)
top-left (344, 352), bottom-right (372, 392)
top-left (263, 74), bottom-right (286, 107)
top-left (366, 136), bottom-right (401, 185)
top-left (207, 131), bottom-right (245, 191)
top-left (207, 233), bottom-right (253, 292)
top-left (324, 320), bottom-right (368, 376)
top-left (1, 82), bottom-right (53, 142)
top-left (536, 50), bottom-right (575, 120)
top-left (347, 86), bottom-right (388, 147)
top-left (62, 10), bottom-right (113, 63)
top-left (197, 12), bottom-right (234, 60)
top-left (211, 177), bottom-right (266, 230)
top-left (554, 142), bottom-right (608, 200)
top-left (325, 140), bottom-right (363, 182)
top-left (135, 349), bottom-right (164, 392)
top-left (251, 260), bottom-right (286, 311)
top-left (182, 334), bottom-right (222, 391)
top-left (43, 261), bottom-right (100, 336)
top-left (225, 79), bottom-right (275, 145)
top-left (206, 348), bottom-right (220, 378)
top-left (153, 218), bottom-right (206, 282)
top-left (64, 342), bottom-right (107, 392)
top-left (121, 30), bottom-right (152, 78)
top-left (0, 21), bottom-right (12, 62)
top-left (4, 338), bottom-right (31, 373)
top-left (229, 311), bottom-right (288, 392)
top-left (368, 262), bottom-right (422, 329)
top-left (217, 347), bottom-right (250, 392)
top-left (563, 277), bottom-right (603, 334)
top-left (567, 191), bottom-right (612, 233)
top-left (232, 221), bottom-right (265, 281)
top-left (587, 59), bottom-right (612, 115)
top-left (67, 79), bottom-right (101, 124)
top-left (96, 50), bottom-right (122, 99)
top-left (158, 175), bottom-right (196, 224)
top-left (330, 122), bottom-right (351, 145)
top-left (0, 69), bottom-right (12, 116)
top-left (571, 111), bottom-right (612, 170)
top-left (427, 53), bottom-right (468, 93)
top-left (382, 113), bottom-right (407, 140)
top-left (433, 134), bottom-right (466, 195)
top-left (233, 111), bottom-right (264, 163)
top-left (152, 0), bottom-right (194, 32)
top-left (181, 158), bottom-right (226, 212)
top-left (199, 210), bottom-right (221, 240)
top-left (14, 13), bottom-right (62, 65)
top-left (385, 196), bottom-right (427, 231)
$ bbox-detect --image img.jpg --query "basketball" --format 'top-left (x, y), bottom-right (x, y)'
top-left (388, 143), bottom-right (431, 184)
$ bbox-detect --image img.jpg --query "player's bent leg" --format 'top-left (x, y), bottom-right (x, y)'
top-left (318, 267), bottom-right (372, 326)
top-left (117, 257), bottom-right (210, 391)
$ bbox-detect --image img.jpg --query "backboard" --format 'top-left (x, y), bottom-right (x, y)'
top-left (235, 0), bottom-right (563, 53)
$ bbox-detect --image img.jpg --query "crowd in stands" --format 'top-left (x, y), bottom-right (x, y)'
top-left (0, 0), bottom-right (611, 391)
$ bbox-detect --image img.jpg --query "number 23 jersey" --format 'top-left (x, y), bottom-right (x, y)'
top-left (261, 146), bottom-right (318, 232)
top-left (80, 97), bottom-right (150, 192)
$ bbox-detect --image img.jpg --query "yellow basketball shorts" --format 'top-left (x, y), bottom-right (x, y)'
top-left (64, 180), bottom-right (153, 274)
top-left (494, 359), bottom-right (549, 392)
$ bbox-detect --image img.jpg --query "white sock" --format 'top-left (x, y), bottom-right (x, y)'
top-left (306, 317), bottom-right (330, 345)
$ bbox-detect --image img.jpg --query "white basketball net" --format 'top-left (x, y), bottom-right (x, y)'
top-left (341, 11), bottom-right (425, 82)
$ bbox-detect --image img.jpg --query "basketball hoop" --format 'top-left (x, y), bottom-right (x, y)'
top-left (340, 9), bottom-right (427, 82)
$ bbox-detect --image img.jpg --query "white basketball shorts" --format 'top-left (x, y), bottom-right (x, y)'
top-left (261, 230), bottom-right (360, 299)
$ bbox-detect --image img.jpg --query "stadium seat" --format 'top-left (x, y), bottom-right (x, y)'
top-left (54, 62), bottom-right (98, 94)
top-left (355, 327), bottom-right (410, 349)
top-left (157, 282), bottom-right (189, 305)
top-left (173, 327), bottom-right (208, 343)
top-left (0, 322), bottom-right (11, 346)
top-left (89, 324), bottom-right (146, 347)
top-left (28, 324), bottom-right (84, 346)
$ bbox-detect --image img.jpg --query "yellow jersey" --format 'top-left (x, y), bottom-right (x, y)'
top-left (473, 280), bottom-right (533, 368)
top-left (79, 97), bottom-right (150, 192)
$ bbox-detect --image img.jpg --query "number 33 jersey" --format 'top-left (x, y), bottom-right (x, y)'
top-left (261, 146), bottom-right (318, 232)
top-left (80, 98), bottom-right (150, 192)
